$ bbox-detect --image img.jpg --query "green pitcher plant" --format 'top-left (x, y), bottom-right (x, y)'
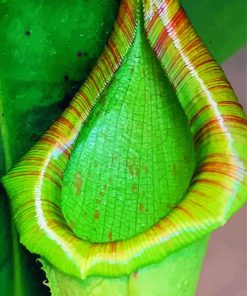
top-left (1, 0), bottom-right (247, 295)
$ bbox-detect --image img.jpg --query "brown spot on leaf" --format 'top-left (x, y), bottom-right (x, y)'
top-left (167, 203), bottom-right (176, 210)
top-left (139, 203), bottom-right (145, 213)
top-left (108, 231), bottom-right (113, 242)
top-left (142, 165), bottom-right (148, 173)
top-left (111, 242), bottom-right (117, 252)
top-left (74, 173), bottom-right (83, 195)
top-left (173, 164), bottom-right (177, 176)
top-left (95, 199), bottom-right (102, 204)
top-left (155, 223), bottom-right (163, 230)
top-left (133, 271), bottom-right (138, 279)
top-left (94, 210), bottom-right (100, 219)
top-left (69, 221), bottom-right (75, 230)
top-left (131, 183), bottom-right (138, 193)
top-left (127, 159), bottom-right (139, 177)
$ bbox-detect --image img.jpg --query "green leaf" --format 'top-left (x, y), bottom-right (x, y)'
top-left (181, 0), bottom-right (246, 63)
top-left (0, 0), bottom-right (119, 295)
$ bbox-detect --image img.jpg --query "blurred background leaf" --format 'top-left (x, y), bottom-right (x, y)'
top-left (182, 0), bottom-right (246, 63)
top-left (0, 0), bottom-right (119, 295)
